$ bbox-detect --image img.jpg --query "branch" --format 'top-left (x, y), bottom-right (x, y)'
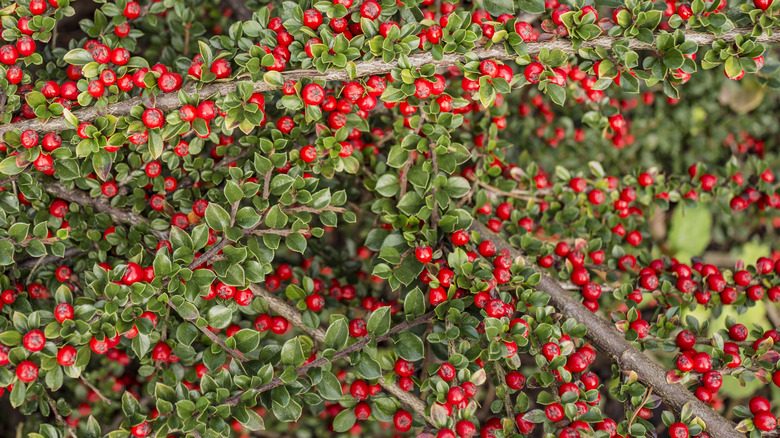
top-left (248, 283), bottom-right (434, 425)
top-left (16, 247), bottom-right (86, 269)
top-left (281, 205), bottom-right (347, 214)
top-left (80, 376), bottom-right (112, 405)
top-left (44, 183), bottom-right (168, 240)
top-left (220, 309), bottom-right (437, 422)
top-left (470, 221), bottom-right (744, 438)
top-left (44, 389), bottom-right (77, 438)
top-left (167, 300), bottom-right (248, 363)
top-left (249, 284), bottom-right (326, 343)
top-left (494, 363), bottom-right (517, 434)
top-left (3, 29), bottom-right (777, 137)
top-left (477, 180), bottom-right (543, 201)
top-left (430, 150), bottom-right (439, 233)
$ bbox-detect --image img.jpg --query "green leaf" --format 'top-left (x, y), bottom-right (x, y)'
top-left (285, 232), bottom-right (307, 254)
top-left (547, 83), bottom-right (567, 106)
top-left (663, 48), bottom-right (684, 70)
top-left (7, 223), bottom-right (28, 243)
top-left (63, 48), bottom-right (94, 65)
top-left (236, 207), bottom-right (261, 229)
top-left (317, 371), bottom-right (344, 400)
top-left (121, 392), bottom-right (141, 417)
top-left (403, 287), bottom-right (425, 319)
top-left (264, 71), bottom-right (284, 87)
top-left (485, 0), bottom-right (516, 15)
top-left (324, 319), bottom-right (349, 350)
top-left (207, 305), bottom-right (233, 329)
top-left (205, 203), bottom-right (231, 232)
top-left (0, 241), bottom-right (15, 265)
top-left (518, 0), bottom-right (545, 13)
top-left (0, 330), bottom-right (22, 346)
top-left (354, 354), bottom-right (381, 379)
top-left (375, 174), bottom-right (399, 197)
top-left (281, 337), bottom-right (307, 367)
top-left (366, 306), bottom-right (391, 337)
top-left (236, 406), bottom-right (265, 431)
top-left (394, 332), bottom-right (424, 361)
top-left (233, 329), bottom-right (260, 353)
top-left (0, 157), bottom-right (26, 176)
top-left (333, 408), bottom-right (357, 432)
top-left (443, 176), bottom-right (471, 198)
top-left (225, 181), bottom-right (244, 204)
top-left (175, 301), bottom-right (199, 320)
top-left (10, 381), bottom-right (25, 408)
top-left (149, 129), bottom-right (163, 159)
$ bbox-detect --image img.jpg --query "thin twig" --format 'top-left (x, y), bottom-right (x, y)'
top-left (627, 388), bottom-right (653, 430)
top-left (168, 300), bottom-right (248, 363)
top-left (430, 148), bottom-right (439, 233)
top-left (44, 389), bottom-right (77, 438)
top-left (80, 376), bottom-right (112, 405)
top-left (494, 363), bottom-right (517, 433)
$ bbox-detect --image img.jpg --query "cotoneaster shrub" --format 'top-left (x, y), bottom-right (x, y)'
top-left (0, 0), bottom-right (779, 437)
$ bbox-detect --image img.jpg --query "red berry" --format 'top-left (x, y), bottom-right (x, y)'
top-left (524, 62), bottom-right (545, 84)
top-left (142, 108), bottom-right (165, 129)
top-left (124, 1), bottom-right (141, 19)
top-left (152, 342), bottom-right (171, 361)
top-left (415, 246), bottom-right (433, 263)
top-left (629, 319), bottom-right (649, 338)
top-left (302, 8), bottom-right (323, 29)
top-left (505, 371), bottom-right (526, 390)
top-left (54, 302), bottom-right (74, 322)
top-left (754, 411), bottom-right (777, 431)
top-left (438, 363), bottom-right (456, 381)
top-left (355, 401), bottom-right (371, 420)
top-left (16, 360), bottom-right (38, 382)
top-left (23, 329), bottom-right (46, 352)
top-left (669, 423), bottom-right (688, 438)
top-left (545, 402), bottom-right (564, 422)
top-left (360, 0), bottom-right (381, 19)
top-left (395, 359), bottom-right (414, 377)
top-left (393, 409), bottom-right (412, 432)
top-left (676, 330), bottom-right (696, 350)
top-left (305, 293), bottom-right (325, 311)
top-left (130, 421), bottom-right (151, 437)
top-left (302, 83), bottom-right (325, 106)
top-left (57, 345), bottom-right (77, 366)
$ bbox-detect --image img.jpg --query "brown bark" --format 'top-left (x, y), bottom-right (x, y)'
top-left (470, 222), bottom-right (743, 438)
top-left (2, 30), bottom-right (778, 137)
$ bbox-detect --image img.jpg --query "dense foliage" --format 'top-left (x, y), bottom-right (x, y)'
top-left (0, 0), bottom-right (780, 437)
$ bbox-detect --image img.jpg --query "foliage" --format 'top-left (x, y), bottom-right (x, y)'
top-left (0, 0), bottom-right (779, 437)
